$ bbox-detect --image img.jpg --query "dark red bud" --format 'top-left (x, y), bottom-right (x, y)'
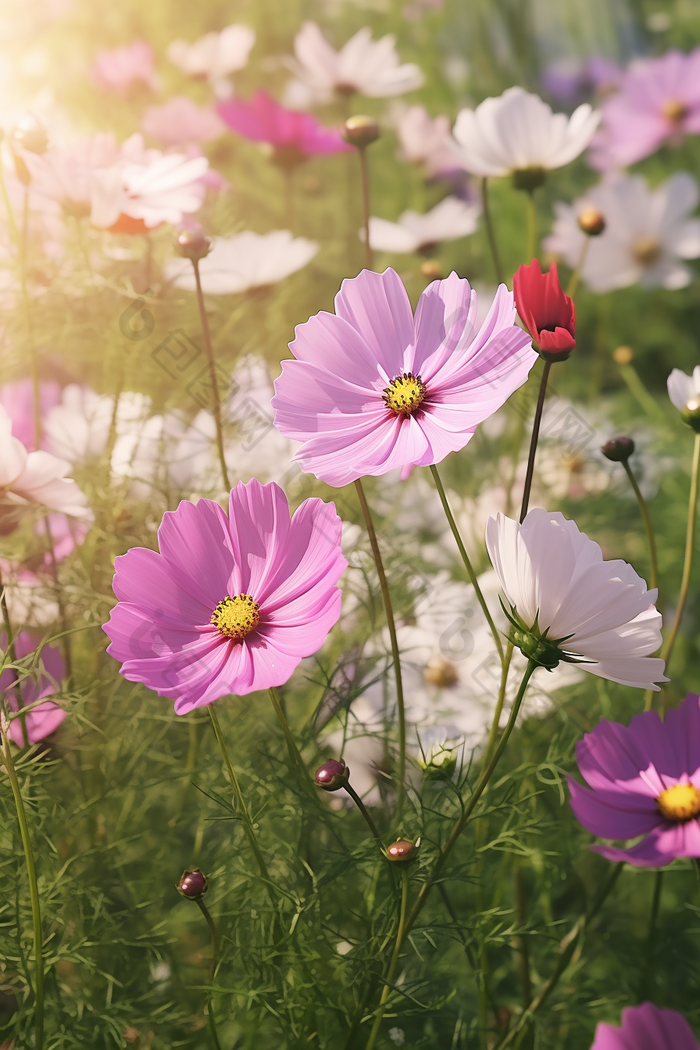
top-left (386, 839), bottom-right (417, 862)
top-left (175, 229), bottom-right (211, 262)
top-left (314, 758), bottom-right (349, 791)
top-left (178, 868), bottom-right (207, 898)
top-left (601, 436), bottom-right (635, 462)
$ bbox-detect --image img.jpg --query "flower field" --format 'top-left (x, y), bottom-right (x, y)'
top-left (1, 0), bottom-right (700, 1047)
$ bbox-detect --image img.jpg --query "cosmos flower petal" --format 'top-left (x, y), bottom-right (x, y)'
top-left (592, 1002), bottom-right (700, 1050)
top-left (568, 777), bottom-right (661, 839)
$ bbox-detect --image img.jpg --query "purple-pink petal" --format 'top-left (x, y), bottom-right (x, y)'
top-left (592, 1002), bottom-right (699, 1050)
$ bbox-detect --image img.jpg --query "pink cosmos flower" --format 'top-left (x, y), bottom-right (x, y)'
top-left (141, 97), bottom-right (225, 147)
top-left (1, 632), bottom-right (66, 746)
top-left (217, 90), bottom-right (351, 167)
top-left (590, 49), bottom-right (700, 169)
top-left (91, 39), bottom-right (157, 94)
top-left (569, 694), bottom-right (700, 867)
top-left (591, 1002), bottom-right (699, 1050)
top-left (103, 480), bottom-right (347, 713)
top-left (272, 268), bottom-right (536, 487)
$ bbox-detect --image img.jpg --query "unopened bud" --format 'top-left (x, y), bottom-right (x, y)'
top-left (386, 838), bottom-right (417, 862)
top-left (682, 396), bottom-right (700, 432)
top-left (175, 229), bottom-right (211, 261)
top-left (613, 345), bottom-right (634, 365)
top-left (177, 868), bottom-right (207, 898)
top-left (578, 207), bottom-right (606, 236)
top-left (423, 655), bottom-right (458, 688)
top-left (419, 743), bottom-right (457, 780)
top-left (9, 117), bottom-right (48, 155)
top-left (343, 115), bottom-right (380, 148)
top-left (601, 436), bottom-right (635, 462)
top-left (314, 758), bottom-right (349, 791)
top-left (420, 260), bottom-right (443, 281)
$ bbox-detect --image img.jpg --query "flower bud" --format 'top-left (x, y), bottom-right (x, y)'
top-left (419, 742), bottom-right (457, 780)
top-left (423, 655), bottom-right (458, 688)
top-left (314, 758), bottom-right (349, 791)
top-left (420, 260), bottom-right (443, 281)
top-left (178, 868), bottom-right (207, 898)
top-left (682, 396), bottom-right (700, 433)
top-left (601, 436), bottom-right (635, 463)
top-left (613, 345), bottom-right (634, 365)
top-left (511, 166), bottom-right (546, 192)
top-left (9, 117), bottom-right (48, 155)
top-left (577, 207), bottom-right (606, 236)
top-left (175, 229), bottom-right (212, 262)
top-left (342, 115), bottom-right (380, 148)
top-left (386, 838), bottom-right (418, 862)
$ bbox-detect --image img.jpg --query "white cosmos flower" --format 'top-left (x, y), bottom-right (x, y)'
top-left (0, 405), bottom-right (91, 520)
top-left (486, 509), bottom-right (667, 691)
top-left (165, 230), bottom-right (318, 294)
top-left (667, 366), bottom-right (700, 413)
top-left (44, 384), bottom-right (114, 462)
top-left (167, 25), bottom-right (256, 98)
top-left (543, 173), bottom-right (700, 293)
top-left (366, 196), bottom-right (480, 253)
top-left (396, 104), bottom-right (458, 175)
top-left (289, 21), bottom-right (424, 102)
top-left (452, 87), bottom-right (599, 179)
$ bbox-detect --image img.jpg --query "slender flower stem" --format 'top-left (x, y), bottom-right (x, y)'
top-left (564, 237), bottom-right (590, 299)
top-left (191, 260), bottom-right (231, 492)
top-left (519, 360), bottom-right (552, 523)
top-left (484, 641), bottom-right (514, 764)
top-left (481, 177), bottom-right (504, 286)
top-left (268, 686), bottom-right (308, 780)
top-left (621, 460), bottom-right (658, 590)
top-left (526, 191), bottom-right (537, 263)
top-left (207, 706), bottom-right (270, 886)
top-left (398, 660), bottom-right (538, 950)
top-left (514, 858), bottom-right (532, 1007)
top-left (354, 478), bottom-right (406, 814)
top-left (343, 780), bottom-right (383, 844)
top-left (358, 146), bottom-right (373, 270)
top-left (492, 863), bottom-right (623, 1049)
top-left (617, 362), bottom-right (666, 423)
top-left (1, 716), bottom-right (44, 1050)
top-left (429, 464), bottom-right (504, 662)
top-left (0, 569), bottom-right (28, 746)
top-left (364, 867), bottom-right (409, 1050)
top-left (194, 898), bottom-right (223, 1050)
top-left (637, 870), bottom-right (663, 1002)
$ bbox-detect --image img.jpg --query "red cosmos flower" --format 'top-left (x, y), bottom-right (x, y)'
top-left (513, 259), bottom-right (575, 360)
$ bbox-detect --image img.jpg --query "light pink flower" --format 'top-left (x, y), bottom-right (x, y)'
top-left (590, 49), bottom-right (700, 169)
top-left (91, 39), bottom-right (157, 94)
top-left (0, 378), bottom-right (61, 451)
top-left (141, 96), bottom-right (225, 147)
top-left (272, 268), bottom-right (536, 487)
top-left (103, 480), bottom-right (347, 712)
top-left (396, 104), bottom-right (461, 177)
top-left (167, 25), bottom-right (255, 98)
top-left (1, 632), bottom-right (66, 746)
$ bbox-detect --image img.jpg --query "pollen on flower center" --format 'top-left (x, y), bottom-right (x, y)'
top-left (211, 593), bottom-right (260, 641)
top-left (382, 372), bottom-right (427, 415)
top-left (657, 783), bottom-right (700, 822)
top-left (661, 98), bottom-right (688, 124)
top-left (632, 236), bottom-right (661, 266)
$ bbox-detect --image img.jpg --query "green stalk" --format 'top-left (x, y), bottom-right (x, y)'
top-left (195, 897), bottom-right (223, 1050)
top-left (484, 641), bottom-right (514, 764)
top-left (0, 570), bottom-right (28, 745)
top-left (191, 260), bottom-right (231, 492)
top-left (481, 177), bottom-right (504, 286)
top-left (519, 360), bottom-right (552, 523)
top-left (1, 719), bottom-right (44, 1049)
top-left (354, 479), bottom-right (407, 815)
top-left (363, 867), bottom-right (409, 1050)
top-left (659, 432), bottom-right (700, 673)
top-left (358, 146), bottom-right (373, 270)
top-left (429, 464), bottom-right (504, 662)
top-left (268, 686), bottom-right (308, 780)
top-left (621, 460), bottom-right (658, 590)
top-left (526, 191), bottom-right (537, 262)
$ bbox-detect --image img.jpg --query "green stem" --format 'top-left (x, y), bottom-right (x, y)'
top-left (207, 705), bottom-right (270, 886)
top-left (363, 867), bottom-right (409, 1050)
top-left (0, 569), bottom-right (28, 745)
top-left (481, 177), bottom-right (504, 286)
top-left (618, 363), bottom-right (665, 423)
top-left (344, 780), bottom-right (383, 844)
top-left (484, 642), bottom-right (514, 764)
top-left (268, 686), bottom-right (308, 779)
top-left (358, 146), bottom-right (373, 270)
top-left (526, 191), bottom-right (537, 263)
top-left (564, 237), bottom-right (589, 300)
top-left (519, 360), bottom-right (552, 523)
top-left (621, 460), bottom-right (658, 590)
top-left (429, 464), bottom-right (504, 662)
top-left (399, 661), bottom-right (538, 949)
top-left (194, 898), bottom-right (223, 1050)
top-left (637, 870), bottom-right (662, 1002)
top-left (192, 260), bottom-right (231, 492)
top-left (660, 432), bottom-right (700, 672)
top-left (1, 718), bottom-right (44, 1049)
top-left (354, 479), bottom-right (406, 815)
top-left (514, 858), bottom-right (532, 1007)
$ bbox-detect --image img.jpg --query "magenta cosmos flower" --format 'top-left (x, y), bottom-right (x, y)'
top-left (217, 90), bottom-right (350, 168)
top-left (1, 632), bottom-right (66, 746)
top-left (590, 49), bottom-right (700, 169)
top-left (569, 694), bottom-right (700, 867)
top-left (272, 268), bottom-right (536, 487)
top-left (591, 1002), bottom-right (699, 1050)
top-left (103, 480), bottom-right (347, 713)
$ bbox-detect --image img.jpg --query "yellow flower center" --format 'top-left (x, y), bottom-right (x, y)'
top-left (657, 783), bottom-right (700, 822)
top-left (211, 593), bottom-right (260, 641)
top-left (661, 98), bottom-right (688, 124)
top-left (383, 372), bottom-right (426, 416)
top-left (632, 236), bottom-right (661, 267)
